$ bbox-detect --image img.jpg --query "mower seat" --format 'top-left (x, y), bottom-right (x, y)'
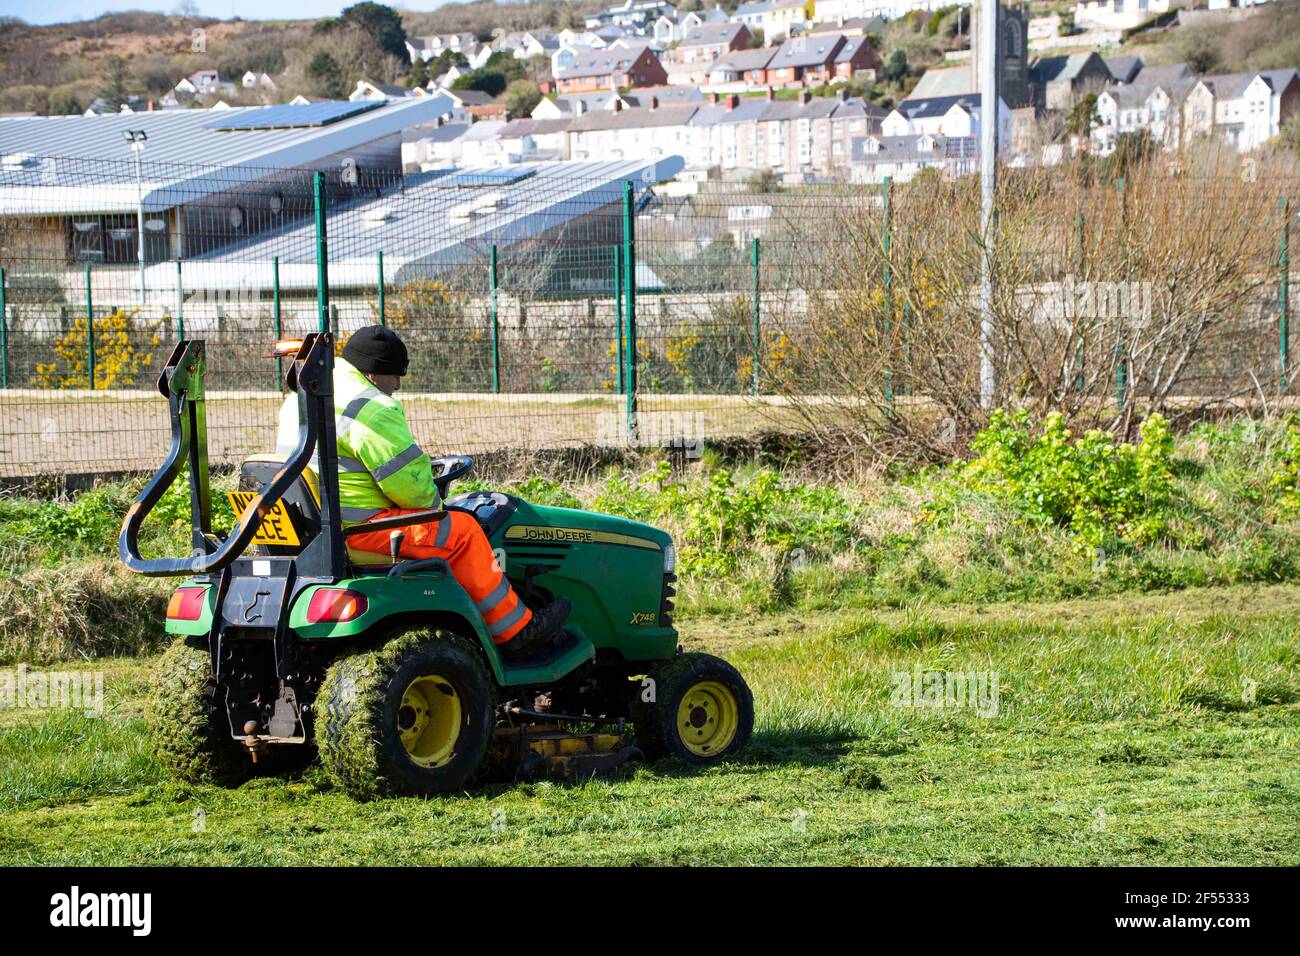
top-left (238, 455), bottom-right (391, 565)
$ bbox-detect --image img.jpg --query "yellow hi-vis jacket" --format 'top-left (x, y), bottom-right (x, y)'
top-left (276, 356), bottom-right (440, 524)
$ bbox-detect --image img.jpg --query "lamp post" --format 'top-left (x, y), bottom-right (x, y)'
top-left (123, 129), bottom-right (148, 306)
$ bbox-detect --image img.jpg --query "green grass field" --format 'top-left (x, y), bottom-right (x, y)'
top-left (1, 413), bottom-right (1297, 865)
top-left (0, 583), bottom-right (1295, 866)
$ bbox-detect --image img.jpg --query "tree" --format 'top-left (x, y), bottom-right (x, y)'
top-left (451, 68), bottom-right (507, 97)
top-left (882, 49), bottom-right (909, 85)
top-left (315, 2), bottom-right (408, 62)
top-left (503, 78), bottom-right (541, 116)
top-left (339, 2), bottom-right (409, 62)
top-left (408, 56), bottom-right (428, 88)
top-left (1067, 93), bottom-right (1099, 138)
top-left (307, 51), bottom-right (347, 99)
top-left (97, 56), bottom-right (131, 112)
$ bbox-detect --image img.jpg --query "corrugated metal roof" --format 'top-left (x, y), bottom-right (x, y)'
top-left (0, 96), bottom-right (454, 215)
top-left (139, 156), bottom-right (686, 291)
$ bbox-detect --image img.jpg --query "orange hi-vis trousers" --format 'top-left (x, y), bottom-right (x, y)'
top-left (347, 508), bottom-right (533, 644)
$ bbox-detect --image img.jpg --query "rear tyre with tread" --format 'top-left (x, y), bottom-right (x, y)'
top-left (316, 629), bottom-right (493, 799)
top-left (148, 636), bottom-right (250, 786)
top-left (631, 652), bottom-right (753, 765)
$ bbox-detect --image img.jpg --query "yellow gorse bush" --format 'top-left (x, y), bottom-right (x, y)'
top-left (36, 308), bottom-right (160, 390)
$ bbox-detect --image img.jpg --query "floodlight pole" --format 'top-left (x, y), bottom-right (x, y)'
top-left (978, 0), bottom-right (999, 410)
top-left (129, 136), bottom-right (147, 306)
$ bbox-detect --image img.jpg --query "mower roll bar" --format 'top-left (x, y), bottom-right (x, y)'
top-left (118, 334), bottom-right (339, 578)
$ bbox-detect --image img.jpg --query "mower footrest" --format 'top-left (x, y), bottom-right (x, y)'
top-left (500, 635), bottom-right (594, 686)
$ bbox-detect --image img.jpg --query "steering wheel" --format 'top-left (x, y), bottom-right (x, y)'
top-left (430, 455), bottom-right (474, 500)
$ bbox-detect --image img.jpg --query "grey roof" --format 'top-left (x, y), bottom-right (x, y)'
top-left (567, 103), bottom-right (699, 131)
top-left (811, 16), bottom-right (886, 34)
top-left (451, 89), bottom-right (496, 106)
top-left (624, 86), bottom-right (705, 105)
top-left (908, 65), bottom-right (974, 99)
top-left (1030, 53), bottom-right (1100, 84)
top-left (834, 36), bottom-right (874, 64)
top-left (710, 46), bottom-right (777, 73)
top-left (1130, 63), bottom-right (1193, 87)
top-left (0, 96), bottom-right (455, 215)
top-left (678, 22), bottom-right (748, 48)
top-left (498, 118), bottom-right (572, 137)
top-left (689, 97), bottom-right (770, 127)
top-left (734, 2), bottom-right (772, 16)
top-left (555, 45), bottom-right (657, 79)
top-left (149, 157), bottom-right (687, 292)
top-left (851, 133), bottom-right (975, 165)
top-left (897, 93), bottom-right (981, 120)
top-left (1197, 68), bottom-right (1300, 100)
top-left (551, 91), bottom-right (626, 114)
top-left (1108, 75), bottom-right (1195, 108)
top-left (760, 95), bottom-right (840, 122)
top-left (1104, 55), bottom-right (1143, 84)
top-left (770, 34), bottom-right (845, 70)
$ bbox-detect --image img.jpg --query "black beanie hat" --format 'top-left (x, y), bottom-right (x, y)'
top-left (343, 325), bottom-right (409, 376)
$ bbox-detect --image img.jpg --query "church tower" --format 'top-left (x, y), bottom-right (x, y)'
top-left (970, 2), bottom-right (1030, 109)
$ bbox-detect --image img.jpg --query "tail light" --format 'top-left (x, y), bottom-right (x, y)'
top-left (166, 586), bottom-right (208, 621)
top-left (306, 588), bottom-right (368, 623)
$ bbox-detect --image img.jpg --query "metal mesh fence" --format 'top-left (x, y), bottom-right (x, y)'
top-left (0, 152), bottom-right (1296, 479)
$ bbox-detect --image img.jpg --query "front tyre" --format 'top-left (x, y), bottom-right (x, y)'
top-left (316, 630), bottom-right (493, 799)
top-left (632, 653), bottom-right (754, 765)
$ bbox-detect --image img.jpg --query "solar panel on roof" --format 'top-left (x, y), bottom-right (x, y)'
top-left (435, 169), bottom-right (537, 189)
top-left (203, 101), bottom-right (384, 131)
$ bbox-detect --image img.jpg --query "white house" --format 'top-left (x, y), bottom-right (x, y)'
top-left (350, 80), bottom-right (423, 102)
top-left (884, 93), bottom-right (1012, 151)
top-left (1074, 0), bottom-right (1173, 32)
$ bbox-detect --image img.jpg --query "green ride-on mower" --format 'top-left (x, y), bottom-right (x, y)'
top-left (119, 333), bottom-right (754, 798)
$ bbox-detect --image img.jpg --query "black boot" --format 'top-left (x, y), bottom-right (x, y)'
top-left (499, 598), bottom-right (571, 664)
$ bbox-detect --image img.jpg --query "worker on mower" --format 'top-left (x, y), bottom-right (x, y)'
top-left (275, 325), bottom-right (570, 663)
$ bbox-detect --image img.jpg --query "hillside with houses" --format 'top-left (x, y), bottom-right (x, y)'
top-left (1, 0), bottom-right (1299, 186)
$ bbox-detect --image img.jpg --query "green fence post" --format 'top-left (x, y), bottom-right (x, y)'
top-left (614, 245), bottom-right (625, 394)
top-left (273, 255), bottom-right (283, 391)
top-left (84, 262), bottom-right (95, 390)
top-left (489, 244), bottom-right (500, 394)
top-left (377, 250), bottom-right (386, 327)
top-left (882, 176), bottom-right (893, 413)
top-left (751, 237), bottom-right (760, 396)
top-left (313, 171), bottom-right (329, 334)
top-left (1115, 177), bottom-right (1127, 411)
top-left (622, 180), bottom-right (637, 441)
top-left (175, 258), bottom-right (184, 340)
top-left (0, 267), bottom-right (7, 389)
top-left (1281, 198), bottom-right (1290, 391)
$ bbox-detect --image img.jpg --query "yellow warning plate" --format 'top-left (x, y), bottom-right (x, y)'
top-left (226, 491), bottom-right (301, 547)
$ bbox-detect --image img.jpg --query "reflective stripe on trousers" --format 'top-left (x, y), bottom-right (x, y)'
top-left (345, 508), bottom-right (533, 644)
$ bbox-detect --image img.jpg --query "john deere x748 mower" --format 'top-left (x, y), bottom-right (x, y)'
top-left (120, 333), bottom-right (753, 798)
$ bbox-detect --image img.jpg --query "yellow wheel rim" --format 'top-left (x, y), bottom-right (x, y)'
top-left (676, 680), bottom-right (740, 757)
top-left (397, 675), bottom-right (462, 769)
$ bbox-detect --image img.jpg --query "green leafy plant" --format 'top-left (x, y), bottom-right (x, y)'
top-left (941, 409), bottom-right (1176, 547)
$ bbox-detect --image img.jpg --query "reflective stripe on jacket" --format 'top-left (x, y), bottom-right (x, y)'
top-left (276, 357), bottom-right (440, 524)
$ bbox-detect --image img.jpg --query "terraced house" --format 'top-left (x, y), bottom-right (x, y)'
top-left (554, 45), bottom-right (670, 93)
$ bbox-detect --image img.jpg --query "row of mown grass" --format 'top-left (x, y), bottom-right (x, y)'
top-left (2, 413), bottom-right (1299, 663)
top-left (0, 584), bottom-right (1295, 864)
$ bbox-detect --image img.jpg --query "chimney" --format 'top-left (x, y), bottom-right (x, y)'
top-left (709, 91), bottom-right (719, 105)
top-left (147, 99), bottom-right (155, 111)
top-left (649, 95), bottom-right (659, 111)
top-left (726, 93), bottom-right (738, 110)
top-left (837, 88), bottom-right (847, 103)
top-left (613, 98), bottom-right (622, 112)
top-left (575, 100), bottom-right (586, 116)
top-left (765, 85), bottom-right (775, 101)
top-left (799, 90), bottom-right (811, 105)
